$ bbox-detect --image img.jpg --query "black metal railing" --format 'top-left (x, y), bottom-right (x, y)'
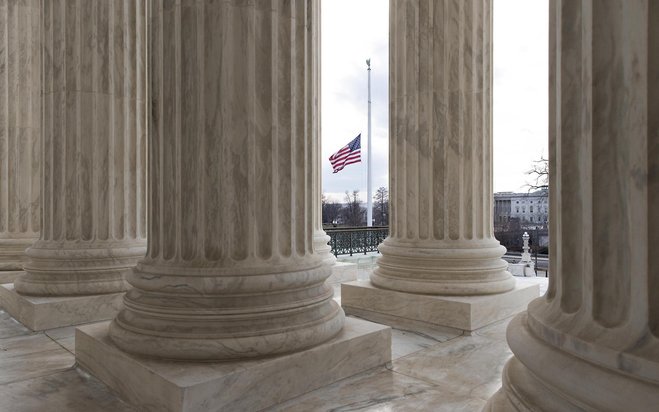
top-left (325, 226), bottom-right (389, 256)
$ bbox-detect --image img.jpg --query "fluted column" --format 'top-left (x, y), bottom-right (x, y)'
top-left (486, 1), bottom-right (659, 410)
top-left (311, 0), bottom-right (335, 266)
top-left (0, 0), bottom-right (40, 272)
top-left (108, 0), bottom-right (344, 361)
top-left (15, 0), bottom-right (147, 296)
top-left (372, 0), bottom-right (513, 295)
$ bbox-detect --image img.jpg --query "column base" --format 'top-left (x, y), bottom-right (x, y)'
top-left (326, 261), bottom-right (358, 284)
top-left (341, 279), bottom-right (538, 332)
top-left (0, 284), bottom-right (124, 331)
top-left (0, 270), bottom-right (24, 284)
top-left (76, 317), bottom-right (391, 412)
top-left (484, 313), bottom-right (659, 411)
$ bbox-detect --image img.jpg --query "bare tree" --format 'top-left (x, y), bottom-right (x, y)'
top-left (321, 193), bottom-right (342, 225)
top-left (373, 186), bottom-right (389, 226)
top-left (342, 190), bottom-right (366, 227)
top-left (526, 156), bottom-right (548, 192)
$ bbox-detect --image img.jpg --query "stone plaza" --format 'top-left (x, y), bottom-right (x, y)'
top-left (0, 0), bottom-right (657, 411)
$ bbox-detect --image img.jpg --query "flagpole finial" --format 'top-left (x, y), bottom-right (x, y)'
top-left (366, 58), bottom-right (371, 68)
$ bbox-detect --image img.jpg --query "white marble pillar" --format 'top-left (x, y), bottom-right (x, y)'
top-left (486, 1), bottom-right (659, 409)
top-left (371, 0), bottom-right (513, 295)
top-left (108, 0), bottom-right (344, 361)
top-left (311, 0), bottom-right (335, 266)
top-left (14, 0), bottom-right (147, 296)
top-left (0, 0), bottom-right (40, 275)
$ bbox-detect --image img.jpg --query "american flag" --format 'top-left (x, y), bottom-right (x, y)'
top-left (329, 134), bottom-right (361, 173)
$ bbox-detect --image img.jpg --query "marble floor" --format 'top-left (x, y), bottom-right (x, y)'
top-left (0, 277), bottom-right (547, 412)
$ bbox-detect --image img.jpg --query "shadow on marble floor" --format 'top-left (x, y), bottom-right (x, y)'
top-left (0, 276), bottom-right (547, 412)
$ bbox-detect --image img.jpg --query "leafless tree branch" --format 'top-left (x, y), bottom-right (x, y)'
top-left (526, 156), bottom-right (549, 193)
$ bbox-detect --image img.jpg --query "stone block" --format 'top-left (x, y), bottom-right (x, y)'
top-left (0, 271), bottom-right (23, 285)
top-left (508, 263), bottom-right (536, 277)
top-left (76, 317), bottom-right (391, 412)
top-left (341, 280), bottom-right (539, 332)
top-left (0, 284), bottom-right (124, 331)
top-left (326, 261), bottom-right (358, 284)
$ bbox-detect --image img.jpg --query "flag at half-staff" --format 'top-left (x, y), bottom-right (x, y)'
top-left (329, 134), bottom-right (361, 173)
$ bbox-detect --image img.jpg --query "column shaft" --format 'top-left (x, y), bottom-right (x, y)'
top-left (311, 1), bottom-right (335, 265)
top-left (15, 0), bottom-right (147, 295)
top-left (487, 1), bottom-right (659, 409)
top-left (0, 0), bottom-right (40, 270)
top-left (372, 0), bottom-right (513, 295)
top-left (109, 0), bottom-right (344, 361)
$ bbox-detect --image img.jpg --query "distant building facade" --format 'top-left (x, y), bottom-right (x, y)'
top-left (494, 189), bottom-right (548, 228)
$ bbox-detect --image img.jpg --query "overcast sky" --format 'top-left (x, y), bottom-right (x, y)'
top-left (321, 0), bottom-right (548, 202)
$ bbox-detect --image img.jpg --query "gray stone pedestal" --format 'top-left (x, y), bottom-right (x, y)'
top-left (342, 280), bottom-right (538, 332)
top-left (326, 262), bottom-right (358, 284)
top-left (0, 284), bottom-right (124, 331)
top-left (76, 318), bottom-right (391, 412)
top-left (0, 271), bottom-right (24, 285)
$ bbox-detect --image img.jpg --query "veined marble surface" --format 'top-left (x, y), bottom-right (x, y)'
top-left (0, 309), bottom-right (135, 411)
top-left (0, 284), bottom-right (124, 331)
top-left (0, 278), bottom-right (548, 411)
top-left (376, 0), bottom-right (514, 297)
top-left (326, 262), bottom-right (358, 285)
top-left (487, 2), bottom-right (659, 409)
top-left (342, 278), bottom-right (538, 331)
top-left (108, 0), bottom-right (345, 362)
top-left (0, 270), bottom-right (23, 285)
top-left (14, 0), bottom-right (148, 297)
top-left (0, 0), bottom-right (41, 271)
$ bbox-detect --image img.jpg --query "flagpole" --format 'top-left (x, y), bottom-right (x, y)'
top-left (366, 59), bottom-right (373, 227)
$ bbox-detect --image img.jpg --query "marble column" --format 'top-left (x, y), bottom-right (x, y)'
top-left (311, 0), bottom-right (335, 267)
top-left (486, 1), bottom-right (659, 410)
top-left (341, 0), bottom-right (537, 333)
top-left (108, 0), bottom-right (345, 361)
top-left (14, 0), bottom-right (147, 296)
top-left (0, 0), bottom-right (40, 279)
top-left (371, 0), bottom-right (513, 295)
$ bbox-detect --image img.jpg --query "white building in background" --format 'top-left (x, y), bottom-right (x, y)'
top-left (494, 188), bottom-right (548, 227)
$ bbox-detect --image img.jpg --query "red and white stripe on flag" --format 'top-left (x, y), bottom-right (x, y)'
top-left (329, 134), bottom-right (361, 173)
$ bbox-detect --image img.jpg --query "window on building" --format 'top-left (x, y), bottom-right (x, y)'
top-left (531, 216), bottom-right (534, 222)
top-left (516, 207), bottom-right (519, 213)
top-left (530, 206), bottom-right (534, 212)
